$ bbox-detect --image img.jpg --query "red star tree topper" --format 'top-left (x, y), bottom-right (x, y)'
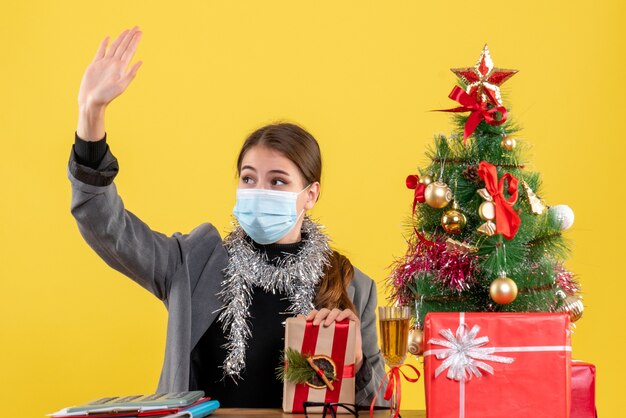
top-left (451, 44), bottom-right (518, 106)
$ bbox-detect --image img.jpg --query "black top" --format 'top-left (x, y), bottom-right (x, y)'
top-left (72, 135), bottom-right (370, 407)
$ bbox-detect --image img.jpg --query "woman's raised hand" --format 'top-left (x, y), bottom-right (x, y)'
top-left (77, 27), bottom-right (143, 140)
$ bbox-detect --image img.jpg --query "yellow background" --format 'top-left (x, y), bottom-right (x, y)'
top-left (1, 1), bottom-right (624, 416)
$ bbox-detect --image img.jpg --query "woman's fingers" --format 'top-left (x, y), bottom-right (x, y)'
top-left (336, 309), bottom-right (358, 323)
top-left (105, 29), bottom-right (129, 58)
top-left (304, 308), bottom-right (359, 326)
top-left (124, 60), bottom-right (143, 81)
top-left (92, 36), bottom-right (109, 62)
top-left (323, 308), bottom-right (343, 326)
top-left (121, 31), bottom-right (142, 66)
top-left (115, 26), bottom-right (139, 59)
top-left (119, 60), bottom-right (142, 92)
top-left (312, 308), bottom-right (330, 326)
top-left (300, 308), bottom-right (362, 371)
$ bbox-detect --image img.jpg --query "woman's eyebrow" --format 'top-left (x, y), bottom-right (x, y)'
top-left (241, 166), bottom-right (290, 176)
top-left (268, 169), bottom-right (291, 176)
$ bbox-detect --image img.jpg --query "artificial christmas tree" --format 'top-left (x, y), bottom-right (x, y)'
top-left (390, 45), bottom-right (582, 336)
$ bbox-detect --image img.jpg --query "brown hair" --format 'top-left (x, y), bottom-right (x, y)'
top-left (237, 122), bottom-right (322, 187)
top-left (237, 122), bottom-right (356, 314)
top-left (315, 251), bottom-right (357, 314)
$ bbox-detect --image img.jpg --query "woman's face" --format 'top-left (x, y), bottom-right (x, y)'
top-left (238, 145), bottom-right (320, 243)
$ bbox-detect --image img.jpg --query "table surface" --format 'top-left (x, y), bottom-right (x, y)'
top-left (214, 409), bottom-right (425, 417)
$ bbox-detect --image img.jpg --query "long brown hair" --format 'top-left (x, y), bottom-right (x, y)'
top-left (237, 122), bottom-right (357, 314)
top-left (315, 251), bottom-right (357, 313)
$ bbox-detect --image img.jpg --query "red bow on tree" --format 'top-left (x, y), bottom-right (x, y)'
top-left (438, 86), bottom-right (508, 143)
top-left (478, 161), bottom-right (521, 240)
top-left (406, 174), bottom-right (426, 215)
top-left (405, 174), bottom-right (435, 247)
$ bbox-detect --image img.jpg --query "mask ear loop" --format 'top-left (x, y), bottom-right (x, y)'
top-left (297, 183), bottom-right (314, 220)
top-left (296, 208), bottom-right (306, 222)
top-left (298, 183), bottom-right (313, 194)
top-left (298, 182), bottom-right (315, 202)
top-left (292, 186), bottom-right (310, 238)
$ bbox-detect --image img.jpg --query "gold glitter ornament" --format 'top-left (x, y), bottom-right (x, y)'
top-left (446, 238), bottom-right (479, 254)
top-left (501, 136), bottom-right (517, 151)
top-left (408, 328), bottom-right (424, 356)
top-left (424, 181), bottom-right (452, 209)
top-left (441, 201), bottom-right (467, 234)
top-left (489, 276), bottom-right (518, 304)
top-left (421, 175), bottom-right (433, 186)
top-left (522, 180), bottom-right (546, 215)
top-left (557, 295), bottom-right (584, 322)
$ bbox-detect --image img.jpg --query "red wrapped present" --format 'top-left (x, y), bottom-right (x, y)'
top-left (424, 312), bottom-right (571, 418)
top-left (571, 361), bottom-right (597, 418)
top-left (282, 317), bottom-right (356, 413)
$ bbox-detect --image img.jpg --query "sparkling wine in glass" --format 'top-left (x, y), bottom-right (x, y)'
top-left (378, 306), bottom-right (411, 416)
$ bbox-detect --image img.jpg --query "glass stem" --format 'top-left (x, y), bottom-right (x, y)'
top-left (391, 376), bottom-right (399, 416)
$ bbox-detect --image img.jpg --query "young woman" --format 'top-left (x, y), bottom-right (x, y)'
top-left (68, 26), bottom-right (386, 408)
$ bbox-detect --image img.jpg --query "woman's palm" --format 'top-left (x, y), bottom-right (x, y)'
top-left (78, 27), bottom-right (143, 109)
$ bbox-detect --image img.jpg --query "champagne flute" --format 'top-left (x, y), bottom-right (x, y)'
top-left (378, 306), bottom-right (411, 416)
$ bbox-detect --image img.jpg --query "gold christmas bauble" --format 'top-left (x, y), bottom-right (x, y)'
top-left (557, 295), bottom-right (584, 323)
top-left (408, 328), bottom-right (424, 356)
top-left (501, 136), bottom-right (517, 151)
top-left (421, 175), bottom-right (433, 186)
top-left (441, 209), bottom-right (467, 234)
top-left (424, 181), bottom-right (452, 209)
top-left (478, 201), bottom-right (496, 221)
top-left (490, 277), bottom-right (518, 304)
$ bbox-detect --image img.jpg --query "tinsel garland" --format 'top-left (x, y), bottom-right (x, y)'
top-left (554, 263), bottom-right (580, 296)
top-left (217, 217), bottom-right (332, 380)
top-left (389, 235), bottom-right (480, 304)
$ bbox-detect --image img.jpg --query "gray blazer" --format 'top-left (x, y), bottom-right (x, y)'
top-left (67, 146), bottom-right (387, 406)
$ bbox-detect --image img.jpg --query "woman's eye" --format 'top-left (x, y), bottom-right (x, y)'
top-left (272, 178), bottom-right (287, 186)
top-left (242, 176), bottom-right (255, 184)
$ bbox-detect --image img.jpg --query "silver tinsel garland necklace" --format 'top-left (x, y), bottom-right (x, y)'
top-left (217, 217), bottom-right (332, 380)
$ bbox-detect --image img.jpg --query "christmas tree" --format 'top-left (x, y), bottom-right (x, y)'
top-left (389, 45), bottom-right (582, 354)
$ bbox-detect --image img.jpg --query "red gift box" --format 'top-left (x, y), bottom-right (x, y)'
top-left (571, 361), bottom-right (597, 418)
top-left (282, 317), bottom-right (356, 413)
top-left (424, 312), bottom-right (571, 418)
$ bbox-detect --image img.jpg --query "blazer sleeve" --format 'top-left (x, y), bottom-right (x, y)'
top-left (352, 268), bottom-right (388, 407)
top-left (67, 142), bottom-right (184, 301)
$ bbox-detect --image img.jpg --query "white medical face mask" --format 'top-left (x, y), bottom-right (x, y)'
top-left (232, 185), bottom-right (311, 245)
